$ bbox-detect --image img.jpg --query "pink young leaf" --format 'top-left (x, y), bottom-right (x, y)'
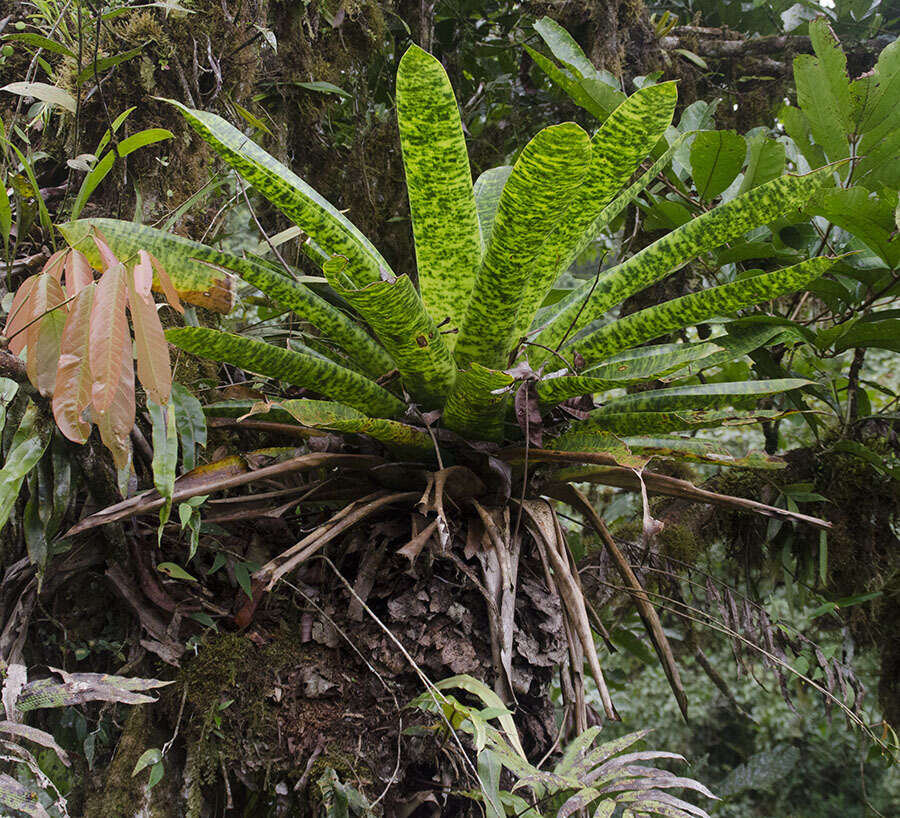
top-left (134, 251), bottom-right (154, 297)
top-left (53, 284), bottom-right (96, 443)
top-left (64, 249), bottom-right (94, 297)
top-left (148, 253), bottom-right (184, 314)
top-left (126, 268), bottom-right (172, 406)
top-left (3, 274), bottom-right (40, 356)
top-left (90, 263), bottom-right (129, 412)
top-left (96, 341), bottom-right (135, 471)
top-left (24, 274), bottom-right (67, 396)
top-left (91, 229), bottom-right (119, 271)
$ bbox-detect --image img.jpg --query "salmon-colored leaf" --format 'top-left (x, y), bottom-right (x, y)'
top-left (90, 263), bottom-right (129, 412)
top-left (148, 252), bottom-right (184, 314)
top-left (64, 249), bottom-right (94, 297)
top-left (91, 229), bottom-right (119, 270)
top-left (4, 274), bottom-right (40, 356)
top-left (42, 248), bottom-right (68, 282)
top-left (53, 284), bottom-right (96, 443)
top-left (127, 269), bottom-right (172, 405)
top-left (24, 274), bottom-right (67, 396)
top-left (96, 342), bottom-right (135, 471)
top-left (134, 250), bottom-right (153, 297)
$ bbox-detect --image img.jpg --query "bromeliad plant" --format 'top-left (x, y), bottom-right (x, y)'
top-left (61, 42), bottom-right (835, 741)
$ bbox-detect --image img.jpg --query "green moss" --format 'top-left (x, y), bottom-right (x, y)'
top-left (658, 522), bottom-right (700, 562)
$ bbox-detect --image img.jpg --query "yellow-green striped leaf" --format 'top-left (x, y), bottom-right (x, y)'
top-left (235, 260), bottom-right (393, 379)
top-left (442, 365), bottom-right (514, 442)
top-left (513, 82), bottom-right (677, 340)
top-left (564, 408), bottom-right (802, 436)
top-left (276, 399), bottom-right (434, 456)
top-left (535, 167), bottom-right (833, 352)
top-left (596, 378), bottom-right (810, 415)
top-left (165, 327), bottom-right (404, 418)
top-left (573, 256), bottom-right (838, 365)
top-left (166, 99), bottom-right (392, 287)
top-left (455, 123), bottom-right (592, 369)
top-left (397, 45), bottom-right (482, 346)
top-left (323, 264), bottom-right (456, 408)
top-left (474, 166), bottom-right (513, 253)
top-left (58, 219), bottom-right (234, 313)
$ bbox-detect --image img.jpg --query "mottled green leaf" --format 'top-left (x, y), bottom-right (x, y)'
top-left (397, 45), bottom-right (482, 346)
top-left (276, 399), bottom-right (434, 455)
top-left (171, 384), bottom-right (207, 473)
top-left (442, 365), bottom-right (514, 441)
top-left (563, 408), bottom-right (802, 436)
top-left (167, 100), bottom-right (392, 287)
top-left (690, 130), bottom-right (746, 200)
top-left (473, 166), bottom-right (513, 252)
top-left (165, 327), bottom-right (404, 418)
top-left (235, 258), bottom-right (393, 378)
top-left (573, 256), bottom-right (838, 365)
top-left (622, 436), bottom-right (785, 468)
top-left (596, 378), bottom-right (810, 415)
top-left (514, 83), bottom-right (677, 340)
top-left (323, 264), bottom-right (456, 408)
top-left (58, 219), bottom-right (234, 313)
top-left (455, 123), bottom-right (591, 369)
top-left (535, 167), bottom-right (833, 353)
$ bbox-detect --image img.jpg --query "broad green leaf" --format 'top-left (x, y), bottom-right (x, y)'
top-left (525, 45), bottom-right (620, 122)
top-left (513, 83), bottom-right (677, 340)
top-left (573, 256), bottom-right (838, 365)
top-left (171, 384), bottom-right (206, 472)
top-left (833, 317), bottom-right (900, 353)
top-left (59, 219), bottom-right (234, 313)
top-left (276, 400), bottom-right (434, 455)
top-left (1, 81), bottom-right (76, 112)
top-left (455, 123), bottom-right (592, 369)
top-left (779, 104), bottom-right (827, 171)
top-left (53, 284), bottom-right (96, 443)
top-left (396, 45), bottom-right (482, 346)
top-left (738, 132), bottom-right (785, 194)
top-left (851, 39), bottom-right (900, 189)
top-left (323, 264), bottom-right (456, 408)
top-left (165, 327), bottom-right (404, 418)
top-left (533, 16), bottom-right (598, 79)
top-left (794, 18), bottom-right (851, 172)
top-left (132, 748), bottom-right (162, 777)
top-left (442, 365), bottom-right (513, 441)
top-left (690, 130), bottom-right (746, 201)
top-left (167, 100), bottom-right (392, 287)
top-left (535, 167), bottom-right (833, 353)
top-left (548, 430), bottom-right (649, 469)
top-left (473, 166), bottom-right (512, 252)
top-left (231, 257), bottom-right (393, 379)
top-left (809, 187), bottom-right (900, 268)
top-left (150, 400), bottom-right (178, 539)
top-left (0, 403), bottom-right (52, 535)
top-left (596, 378), bottom-right (810, 415)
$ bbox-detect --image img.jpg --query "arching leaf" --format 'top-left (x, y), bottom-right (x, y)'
top-left (165, 327), bottom-right (404, 418)
top-left (535, 167), bottom-right (834, 353)
top-left (442, 364), bottom-right (514, 441)
top-left (166, 100), bottom-right (393, 287)
top-left (126, 254), bottom-right (172, 406)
